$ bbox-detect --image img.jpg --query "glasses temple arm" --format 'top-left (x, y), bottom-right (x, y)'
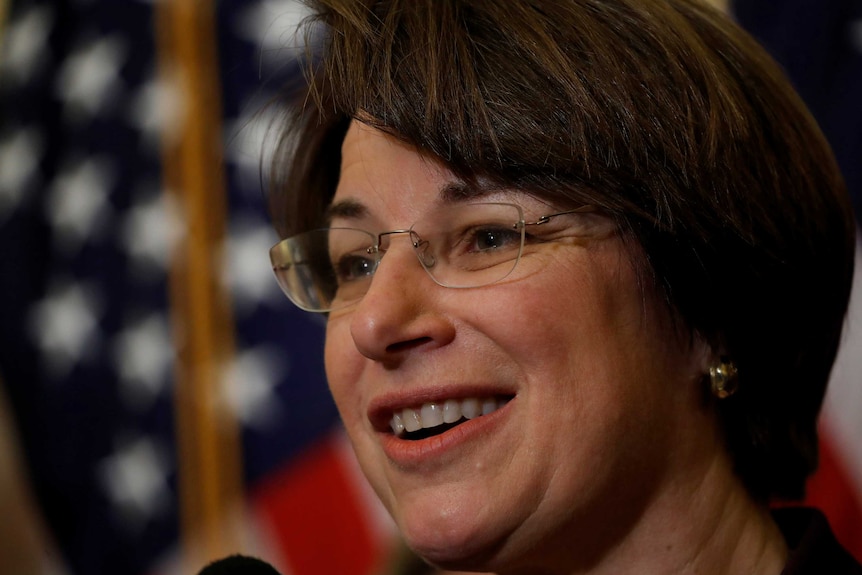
top-left (526, 205), bottom-right (596, 226)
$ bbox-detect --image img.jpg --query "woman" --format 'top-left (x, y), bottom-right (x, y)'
top-left (267, 0), bottom-right (860, 573)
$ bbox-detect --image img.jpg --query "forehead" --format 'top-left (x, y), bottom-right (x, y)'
top-left (334, 121), bottom-right (451, 218)
top-left (332, 120), bottom-right (527, 222)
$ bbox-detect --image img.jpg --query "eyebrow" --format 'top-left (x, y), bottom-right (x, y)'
top-left (324, 198), bottom-right (367, 224)
top-left (325, 180), bottom-right (505, 224)
top-left (439, 180), bottom-right (505, 202)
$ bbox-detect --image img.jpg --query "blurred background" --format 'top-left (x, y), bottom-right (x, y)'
top-left (0, 1), bottom-right (859, 574)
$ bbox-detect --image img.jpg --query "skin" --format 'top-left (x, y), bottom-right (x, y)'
top-left (324, 121), bottom-right (787, 575)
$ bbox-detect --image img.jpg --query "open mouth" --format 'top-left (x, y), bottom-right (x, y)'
top-left (389, 396), bottom-right (513, 440)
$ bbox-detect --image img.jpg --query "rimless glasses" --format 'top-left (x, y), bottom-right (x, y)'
top-left (269, 202), bottom-right (594, 313)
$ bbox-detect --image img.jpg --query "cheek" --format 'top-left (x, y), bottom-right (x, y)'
top-left (491, 246), bottom-right (681, 441)
top-left (323, 318), bottom-right (404, 518)
top-left (485, 249), bottom-right (640, 373)
top-left (323, 319), bottom-right (363, 422)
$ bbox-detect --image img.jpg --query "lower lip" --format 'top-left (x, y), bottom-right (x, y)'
top-left (378, 398), bottom-right (514, 468)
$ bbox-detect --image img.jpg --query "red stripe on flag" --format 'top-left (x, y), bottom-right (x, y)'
top-left (804, 434), bottom-right (862, 562)
top-left (251, 433), bottom-right (386, 575)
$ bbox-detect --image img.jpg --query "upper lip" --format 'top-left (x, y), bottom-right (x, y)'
top-left (367, 385), bottom-right (517, 432)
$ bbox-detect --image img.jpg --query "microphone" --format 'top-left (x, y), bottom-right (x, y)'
top-left (197, 555), bottom-right (282, 575)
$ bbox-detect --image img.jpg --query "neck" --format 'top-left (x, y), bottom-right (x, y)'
top-left (618, 455), bottom-right (788, 575)
top-left (502, 435), bottom-right (788, 575)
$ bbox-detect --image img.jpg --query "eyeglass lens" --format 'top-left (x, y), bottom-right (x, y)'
top-left (270, 203), bottom-right (526, 312)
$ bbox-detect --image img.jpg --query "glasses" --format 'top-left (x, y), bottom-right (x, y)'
top-left (270, 202), bottom-right (593, 313)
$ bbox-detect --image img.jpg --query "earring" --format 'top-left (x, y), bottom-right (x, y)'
top-left (710, 358), bottom-right (739, 399)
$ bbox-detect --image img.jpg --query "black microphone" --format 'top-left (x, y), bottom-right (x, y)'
top-left (197, 555), bottom-right (282, 575)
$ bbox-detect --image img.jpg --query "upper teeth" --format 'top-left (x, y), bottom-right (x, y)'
top-left (390, 397), bottom-right (506, 437)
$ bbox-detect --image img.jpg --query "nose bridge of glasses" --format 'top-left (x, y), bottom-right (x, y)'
top-left (375, 229), bottom-right (416, 252)
top-left (375, 229), bottom-right (436, 270)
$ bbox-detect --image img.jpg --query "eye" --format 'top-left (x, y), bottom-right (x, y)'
top-left (334, 254), bottom-right (377, 284)
top-left (469, 226), bottom-right (522, 252)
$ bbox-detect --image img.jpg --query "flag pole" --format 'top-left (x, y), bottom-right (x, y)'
top-left (154, 0), bottom-right (244, 569)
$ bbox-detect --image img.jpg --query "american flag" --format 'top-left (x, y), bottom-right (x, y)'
top-left (0, 1), bottom-right (859, 575)
top-left (732, 0), bottom-right (862, 563)
top-left (0, 1), bottom-right (394, 574)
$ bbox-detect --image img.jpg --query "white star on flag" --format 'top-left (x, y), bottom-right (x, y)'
top-left (0, 127), bottom-right (43, 219)
top-left (128, 72), bottom-right (187, 152)
top-left (98, 437), bottom-right (172, 533)
top-left (121, 191), bottom-right (185, 277)
top-left (56, 34), bottom-right (128, 122)
top-left (46, 157), bottom-right (115, 253)
top-left (224, 106), bottom-right (277, 193)
top-left (223, 216), bottom-right (284, 315)
top-left (112, 314), bottom-right (175, 410)
top-left (28, 281), bottom-right (104, 379)
top-left (0, 4), bottom-right (54, 86)
top-left (221, 345), bottom-right (287, 430)
top-left (235, 0), bottom-right (313, 71)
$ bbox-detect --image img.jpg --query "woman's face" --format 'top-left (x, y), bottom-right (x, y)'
top-left (324, 121), bottom-right (714, 571)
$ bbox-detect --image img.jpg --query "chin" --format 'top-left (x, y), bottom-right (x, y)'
top-left (396, 509), bottom-right (511, 572)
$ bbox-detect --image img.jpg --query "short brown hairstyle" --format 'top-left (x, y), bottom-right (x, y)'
top-left (269, 0), bottom-right (856, 501)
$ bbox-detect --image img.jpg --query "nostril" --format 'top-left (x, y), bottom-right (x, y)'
top-left (385, 336), bottom-right (434, 354)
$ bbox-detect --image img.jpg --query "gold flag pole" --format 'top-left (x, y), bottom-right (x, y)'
top-left (154, 0), bottom-right (244, 569)
top-left (0, 0), bottom-right (9, 63)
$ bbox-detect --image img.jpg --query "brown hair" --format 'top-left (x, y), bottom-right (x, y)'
top-left (269, 0), bottom-right (856, 501)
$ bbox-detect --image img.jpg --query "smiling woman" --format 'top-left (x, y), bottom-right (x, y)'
top-left (266, 1), bottom-right (860, 574)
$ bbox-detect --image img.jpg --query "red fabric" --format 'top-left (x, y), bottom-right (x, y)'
top-left (252, 434), bottom-right (385, 575)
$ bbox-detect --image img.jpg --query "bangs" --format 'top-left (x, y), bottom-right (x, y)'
top-left (308, 0), bottom-right (644, 185)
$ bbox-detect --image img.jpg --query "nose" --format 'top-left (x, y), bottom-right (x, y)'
top-left (348, 241), bottom-right (455, 365)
